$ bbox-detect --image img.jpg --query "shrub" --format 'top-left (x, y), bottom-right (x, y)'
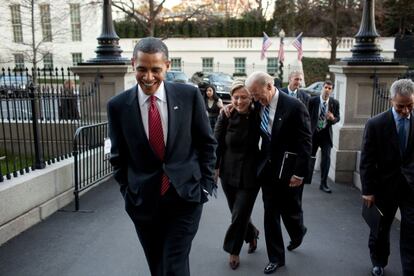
top-left (302, 57), bottom-right (330, 85)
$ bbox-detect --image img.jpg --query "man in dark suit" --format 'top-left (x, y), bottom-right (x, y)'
top-left (308, 80), bottom-right (340, 193)
top-left (281, 71), bottom-right (310, 108)
top-left (245, 71), bottom-right (312, 274)
top-left (107, 37), bottom-right (217, 276)
top-left (360, 79), bottom-right (414, 276)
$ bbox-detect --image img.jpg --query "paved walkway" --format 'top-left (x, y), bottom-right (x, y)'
top-left (0, 176), bottom-right (403, 276)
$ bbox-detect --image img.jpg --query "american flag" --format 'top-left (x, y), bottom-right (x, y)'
top-left (277, 37), bottom-right (285, 63)
top-left (292, 32), bottom-right (303, 61)
top-left (261, 32), bottom-right (272, 60)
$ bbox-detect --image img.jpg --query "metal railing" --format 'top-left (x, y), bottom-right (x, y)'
top-left (371, 73), bottom-right (391, 117)
top-left (0, 67), bottom-right (102, 182)
top-left (73, 122), bottom-right (113, 211)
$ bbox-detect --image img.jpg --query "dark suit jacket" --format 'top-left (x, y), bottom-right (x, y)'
top-left (281, 87), bottom-right (310, 109)
top-left (107, 82), bottom-right (217, 220)
top-left (258, 91), bottom-right (312, 181)
top-left (214, 109), bottom-right (260, 189)
top-left (308, 96), bottom-right (340, 146)
top-left (360, 110), bottom-right (414, 197)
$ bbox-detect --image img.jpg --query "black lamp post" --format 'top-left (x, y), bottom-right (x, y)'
top-left (342, 0), bottom-right (391, 64)
top-left (83, 0), bottom-right (129, 65)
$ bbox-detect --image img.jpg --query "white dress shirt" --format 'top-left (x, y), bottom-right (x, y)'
top-left (137, 82), bottom-right (168, 144)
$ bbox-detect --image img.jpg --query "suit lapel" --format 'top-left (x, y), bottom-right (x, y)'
top-left (271, 91), bottom-right (287, 139)
top-left (405, 112), bottom-right (414, 156)
top-left (164, 82), bottom-right (180, 160)
top-left (125, 85), bottom-right (156, 157)
top-left (385, 109), bottom-right (401, 157)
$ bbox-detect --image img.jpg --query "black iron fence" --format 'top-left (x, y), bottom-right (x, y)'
top-left (0, 67), bottom-right (102, 182)
top-left (73, 122), bottom-right (112, 211)
top-left (370, 69), bottom-right (414, 117)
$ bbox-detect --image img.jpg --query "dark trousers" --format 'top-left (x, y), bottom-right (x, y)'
top-left (369, 179), bottom-right (414, 276)
top-left (221, 183), bottom-right (259, 255)
top-left (259, 163), bottom-right (306, 264)
top-left (125, 187), bottom-right (203, 276)
top-left (311, 129), bottom-right (332, 187)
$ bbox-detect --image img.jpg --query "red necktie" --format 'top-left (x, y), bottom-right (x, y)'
top-left (148, 95), bottom-right (169, 195)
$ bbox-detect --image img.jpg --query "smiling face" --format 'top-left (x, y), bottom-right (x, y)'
top-left (247, 81), bottom-right (274, 106)
top-left (132, 51), bottom-right (170, 95)
top-left (232, 87), bottom-right (251, 113)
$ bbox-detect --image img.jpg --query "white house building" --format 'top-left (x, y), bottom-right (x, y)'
top-left (0, 0), bottom-right (102, 69)
top-left (0, 1), bottom-right (395, 82)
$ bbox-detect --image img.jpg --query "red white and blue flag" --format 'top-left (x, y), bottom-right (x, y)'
top-left (278, 37), bottom-right (285, 63)
top-left (292, 32), bottom-right (303, 61)
top-left (261, 32), bottom-right (272, 60)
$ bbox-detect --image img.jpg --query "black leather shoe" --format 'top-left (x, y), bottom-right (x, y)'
top-left (287, 227), bottom-right (307, 251)
top-left (319, 185), bottom-right (332, 193)
top-left (264, 262), bottom-right (284, 274)
top-left (371, 266), bottom-right (384, 276)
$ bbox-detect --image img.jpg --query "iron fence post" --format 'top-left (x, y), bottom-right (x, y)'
top-left (29, 83), bottom-right (45, 169)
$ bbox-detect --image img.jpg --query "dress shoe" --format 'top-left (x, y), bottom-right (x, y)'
top-left (248, 229), bottom-right (260, 254)
top-left (264, 262), bottom-right (284, 274)
top-left (319, 185), bottom-right (332, 193)
top-left (229, 255), bottom-right (240, 270)
top-left (287, 227), bottom-right (307, 251)
top-left (371, 266), bottom-right (384, 276)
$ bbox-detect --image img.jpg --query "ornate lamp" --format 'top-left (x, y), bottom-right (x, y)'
top-left (83, 0), bottom-right (129, 65)
top-left (342, 0), bottom-right (389, 64)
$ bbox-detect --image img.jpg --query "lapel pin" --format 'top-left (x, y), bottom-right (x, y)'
top-left (174, 106), bottom-right (179, 110)
top-left (278, 118), bottom-right (282, 121)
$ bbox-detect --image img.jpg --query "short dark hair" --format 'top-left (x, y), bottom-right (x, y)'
top-left (324, 80), bottom-right (333, 87)
top-left (132, 37), bottom-right (169, 60)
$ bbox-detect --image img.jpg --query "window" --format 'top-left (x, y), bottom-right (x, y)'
top-left (43, 53), bottom-right (54, 69)
top-left (70, 4), bottom-right (82, 41)
top-left (234, 58), bottom-right (246, 74)
top-left (72, 53), bottom-right (83, 66)
top-left (267, 58), bottom-right (278, 75)
top-left (40, 4), bottom-right (52, 42)
top-left (14, 54), bottom-right (24, 69)
top-left (170, 58), bottom-right (181, 71)
top-left (202, 58), bottom-right (213, 72)
top-left (10, 5), bottom-right (23, 43)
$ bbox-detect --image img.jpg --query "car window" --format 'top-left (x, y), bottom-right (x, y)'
top-left (210, 74), bottom-right (233, 82)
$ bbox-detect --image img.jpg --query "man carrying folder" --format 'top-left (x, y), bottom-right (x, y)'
top-left (245, 71), bottom-right (312, 274)
top-left (360, 79), bottom-right (414, 276)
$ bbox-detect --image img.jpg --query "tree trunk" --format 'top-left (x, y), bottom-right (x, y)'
top-left (329, 0), bottom-right (338, 64)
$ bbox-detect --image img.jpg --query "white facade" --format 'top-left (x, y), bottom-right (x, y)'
top-left (0, 0), bottom-right (101, 69)
top-left (0, 1), bottom-right (395, 82)
top-left (120, 37), bottom-right (396, 81)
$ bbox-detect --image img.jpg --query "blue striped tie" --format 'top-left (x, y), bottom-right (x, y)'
top-left (260, 105), bottom-right (271, 138)
top-left (317, 101), bottom-right (327, 131)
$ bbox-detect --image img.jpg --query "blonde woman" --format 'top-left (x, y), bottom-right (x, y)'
top-left (214, 80), bottom-right (261, 270)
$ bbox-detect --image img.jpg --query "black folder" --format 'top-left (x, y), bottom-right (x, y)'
top-left (278, 152), bottom-right (316, 184)
top-left (362, 203), bottom-right (383, 238)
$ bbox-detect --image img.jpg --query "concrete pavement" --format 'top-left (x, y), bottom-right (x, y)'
top-left (0, 176), bottom-right (403, 276)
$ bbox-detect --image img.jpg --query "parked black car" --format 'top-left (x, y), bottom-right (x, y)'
top-left (191, 72), bottom-right (233, 102)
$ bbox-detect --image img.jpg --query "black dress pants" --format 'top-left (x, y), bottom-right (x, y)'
top-left (311, 129), bottom-right (332, 187)
top-left (125, 187), bottom-right (203, 276)
top-left (369, 178), bottom-right (414, 276)
top-left (221, 183), bottom-right (259, 255)
top-left (259, 163), bottom-right (306, 264)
